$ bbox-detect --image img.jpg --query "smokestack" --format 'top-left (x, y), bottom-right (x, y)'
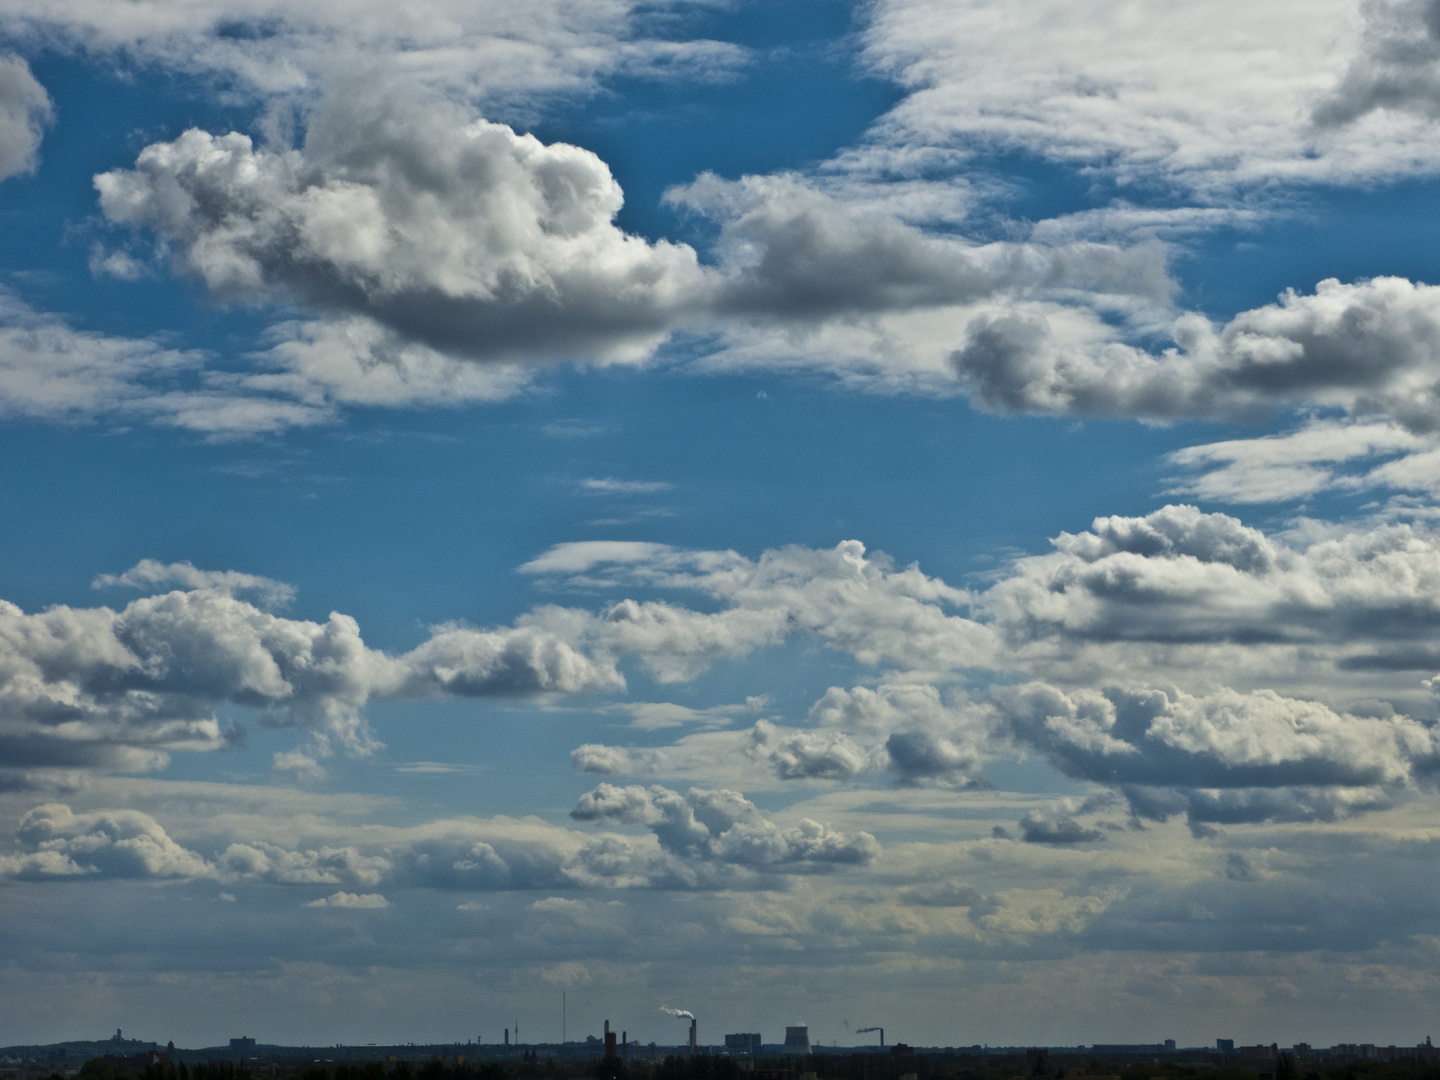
top-left (605, 1021), bottom-right (616, 1061)
top-left (690, 1018), bottom-right (697, 1054)
top-left (623, 1032), bottom-right (628, 1059)
top-left (504, 1029), bottom-right (509, 1047)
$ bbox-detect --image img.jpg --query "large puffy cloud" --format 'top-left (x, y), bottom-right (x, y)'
top-left (981, 504), bottom-right (1440, 666)
top-left (989, 681), bottom-right (1440, 826)
top-left (0, 54), bottom-right (49, 182)
top-left (952, 277), bottom-right (1440, 432)
top-left (95, 86), bottom-right (710, 366)
top-left (570, 782), bottom-right (880, 867)
top-left (858, 0), bottom-right (1440, 190)
top-left (0, 803), bottom-right (214, 880)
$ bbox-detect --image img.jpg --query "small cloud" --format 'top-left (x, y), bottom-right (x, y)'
top-left (578, 477), bottom-right (673, 495)
top-left (88, 243), bottom-right (152, 281)
top-left (93, 559), bottom-right (295, 608)
top-left (530, 896), bottom-right (584, 913)
top-left (456, 901), bottom-right (486, 911)
top-left (542, 419), bottom-right (609, 438)
top-left (1019, 810), bottom-right (1105, 845)
top-left (273, 751), bottom-right (326, 780)
top-left (394, 761), bottom-right (477, 774)
top-left (218, 892), bottom-right (236, 902)
top-left (305, 891), bottom-right (389, 909)
top-left (539, 961), bottom-right (592, 986)
top-left (1224, 852), bottom-right (1259, 881)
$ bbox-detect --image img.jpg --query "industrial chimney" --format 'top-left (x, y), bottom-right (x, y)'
top-left (689, 1019), bottom-right (698, 1055)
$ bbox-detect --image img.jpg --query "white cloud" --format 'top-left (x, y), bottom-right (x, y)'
top-left (0, 569), bottom-right (628, 776)
top-left (0, 1), bottom-right (742, 104)
top-left (522, 537), bottom-right (995, 679)
top-left (1165, 420), bottom-right (1427, 503)
top-left (92, 87), bottom-right (1178, 403)
top-left (578, 477), bottom-right (673, 495)
top-left (858, 0), bottom-right (1440, 191)
top-left (93, 559), bottom-right (296, 608)
top-left (303, 891), bottom-right (389, 908)
top-left (0, 54), bottom-right (49, 182)
top-left (570, 782), bottom-right (880, 867)
top-left (980, 505), bottom-right (1440, 670)
top-left (989, 681), bottom-right (1440, 826)
top-left (0, 803), bottom-right (213, 880)
top-left (745, 719), bottom-right (872, 781)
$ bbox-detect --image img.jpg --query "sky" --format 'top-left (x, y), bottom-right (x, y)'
top-left (7, 0), bottom-right (1440, 1054)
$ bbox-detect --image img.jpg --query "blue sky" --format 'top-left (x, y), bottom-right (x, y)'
top-left (6, 0), bottom-right (1440, 1053)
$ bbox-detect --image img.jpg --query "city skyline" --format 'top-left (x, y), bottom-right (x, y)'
top-left (2, 0), bottom-right (1440, 1052)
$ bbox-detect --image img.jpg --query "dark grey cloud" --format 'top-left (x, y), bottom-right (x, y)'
top-left (884, 729), bottom-right (981, 785)
top-left (668, 173), bottom-right (1172, 322)
top-left (1017, 809), bottom-right (1105, 845)
top-left (1314, 0), bottom-right (1440, 126)
top-left (951, 277), bottom-right (1440, 432)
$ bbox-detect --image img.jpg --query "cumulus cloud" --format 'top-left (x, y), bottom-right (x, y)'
top-left (981, 504), bottom-right (1440, 665)
top-left (989, 681), bottom-right (1440, 825)
top-left (951, 278), bottom-right (1440, 432)
top-left (808, 682), bottom-right (987, 785)
top-left (0, 796), bottom-right (881, 893)
top-left (571, 782), bottom-right (880, 867)
top-left (92, 85), bottom-right (1179, 399)
top-left (95, 83), bottom-right (710, 366)
top-left (0, 803), bottom-right (213, 880)
top-left (745, 719), bottom-right (871, 781)
top-left (0, 54), bottom-right (50, 182)
top-left (0, 565), bottom-right (629, 776)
